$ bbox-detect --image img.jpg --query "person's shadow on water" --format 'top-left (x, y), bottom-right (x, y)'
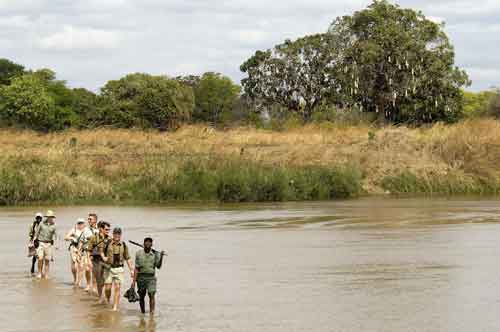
top-left (138, 316), bottom-right (157, 332)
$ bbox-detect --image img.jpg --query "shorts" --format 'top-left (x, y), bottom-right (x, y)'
top-left (69, 246), bottom-right (80, 263)
top-left (36, 242), bottom-right (53, 260)
top-left (104, 267), bottom-right (124, 284)
top-left (137, 274), bottom-right (157, 295)
top-left (80, 253), bottom-right (90, 268)
top-left (92, 259), bottom-right (105, 288)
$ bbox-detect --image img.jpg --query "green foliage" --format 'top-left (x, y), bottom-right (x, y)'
top-left (241, 33), bottom-right (345, 120)
top-left (311, 104), bottom-right (376, 125)
top-left (192, 72), bottom-right (241, 125)
top-left (329, 0), bottom-right (470, 123)
top-left (0, 58), bottom-right (25, 86)
top-left (240, 0), bottom-right (469, 124)
top-left (0, 156), bottom-right (111, 205)
top-left (100, 73), bottom-right (195, 129)
top-left (71, 88), bottom-right (103, 128)
top-left (118, 158), bottom-right (363, 203)
top-left (462, 89), bottom-right (500, 118)
top-left (381, 170), bottom-right (499, 195)
top-left (486, 89), bottom-right (500, 118)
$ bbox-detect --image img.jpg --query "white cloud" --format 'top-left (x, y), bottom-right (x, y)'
top-left (37, 26), bottom-right (121, 51)
top-left (0, 15), bottom-right (31, 28)
top-left (0, 0), bottom-right (498, 91)
top-left (231, 29), bottom-right (268, 45)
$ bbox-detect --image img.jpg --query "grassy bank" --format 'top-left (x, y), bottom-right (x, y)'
top-left (1, 119), bottom-right (500, 205)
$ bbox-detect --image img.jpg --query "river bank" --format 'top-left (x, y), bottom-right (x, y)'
top-left (1, 119), bottom-right (500, 205)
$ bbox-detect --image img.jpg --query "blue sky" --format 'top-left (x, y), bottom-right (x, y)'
top-left (0, 0), bottom-right (498, 91)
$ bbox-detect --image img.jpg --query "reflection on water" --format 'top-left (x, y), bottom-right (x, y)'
top-left (2, 197), bottom-right (500, 331)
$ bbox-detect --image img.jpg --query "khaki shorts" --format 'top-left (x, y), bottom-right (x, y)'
top-left (36, 242), bottom-right (53, 260)
top-left (69, 246), bottom-right (80, 263)
top-left (80, 252), bottom-right (90, 268)
top-left (104, 267), bottom-right (124, 284)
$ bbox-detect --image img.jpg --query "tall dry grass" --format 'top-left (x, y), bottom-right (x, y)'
top-left (1, 118), bottom-right (500, 204)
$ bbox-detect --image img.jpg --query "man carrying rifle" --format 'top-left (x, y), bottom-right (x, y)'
top-left (27, 212), bottom-right (43, 275)
top-left (131, 237), bottom-right (165, 315)
top-left (88, 221), bottom-right (110, 302)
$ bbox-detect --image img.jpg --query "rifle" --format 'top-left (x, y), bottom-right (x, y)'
top-left (129, 240), bottom-right (167, 256)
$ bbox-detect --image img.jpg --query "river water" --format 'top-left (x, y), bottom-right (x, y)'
top-left (2, 198), bottom-right (500, 332)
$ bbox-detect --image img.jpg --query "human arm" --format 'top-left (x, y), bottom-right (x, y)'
top-left (156, 251), bottom-right (165, 269)
top-left (131, 267), bottom-right (139, 288)
top-left (131, 253), bottom-right (141, 287)
top-left (64, 229), bottom-right (75, 242)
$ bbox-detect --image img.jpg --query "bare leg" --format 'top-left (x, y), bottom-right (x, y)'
top-left (37, 258), bottom-right (43, 278)
top-left (76, 262), bottom-right (83, 287)
top-left (112, 283), bottom-right (121, 311)
top-left (31, 256), bottom-right (37, 274)
top-left (139, 292), bottom-right (146, 314)
top-left (104, 284), bottom-right (112, 304)
top-left (149, 294), bottom-right (155, 315)
top-left (71, 261), bottom-right (77, 285)
top-left (84, 268), bottom-right (92, 291)
top-left (43, 260), bottom-right (50, 279)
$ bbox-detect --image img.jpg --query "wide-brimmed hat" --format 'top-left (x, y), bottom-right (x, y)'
top-left (45, 210), bottom-right (56, 218)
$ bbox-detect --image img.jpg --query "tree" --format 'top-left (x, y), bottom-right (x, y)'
top-left (0, 74), bottom-right (58, 131)
top-left (175, 75), bottom-right (201, 88)
top-left (329, 0), bottom-right (470, 123)
top-left (0, 69), bottom-right (78, 131)
top-left (240, 33), bottom-right (345, 120)
top-left (192, 72), bottom-right (241, 124)
top-left (71, 88), bottom-right (103, 128)
top-left (100, 73), bottom-right (195, 129)
top-left (0, 58), bottom-right (25, 86)
top-left (240, 0), bottom-right (469, 124)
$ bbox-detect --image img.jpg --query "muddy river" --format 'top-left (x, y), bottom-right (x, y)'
top-left (1, 198), bottom-right (500, 331)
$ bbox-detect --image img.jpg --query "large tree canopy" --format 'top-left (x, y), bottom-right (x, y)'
top-left (193, 72), bottom-right (241, 124)
top-left (240, 33), bottom-right (346, 120)
top-left (100, 73), bottom-right (195, 129)
top-left (0, 69), bottom-right (76, 131)
top-left (240, 0), bottom-right (470, 123)
top-left (330, 0), bottom-right (470, 123)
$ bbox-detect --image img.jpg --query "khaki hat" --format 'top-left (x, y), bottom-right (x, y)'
top-left (45, 210), bottom-right (56, 218)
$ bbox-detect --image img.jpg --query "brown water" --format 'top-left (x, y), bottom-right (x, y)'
top-left (2, 198), bottom-right (500, 332)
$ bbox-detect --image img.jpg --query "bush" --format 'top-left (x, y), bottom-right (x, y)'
top-left (380, 170), bottom-right (499, 195)
top-left (100, 73), bottom-right (195, 129)
top-left (0, 73), bottom-right (77, 131)
top-left (192, 72), bottom-right (241, 125)
top-left (487, 89), bottom-right (500, 118)
top-left (116, 157), bottom-right (363, 203)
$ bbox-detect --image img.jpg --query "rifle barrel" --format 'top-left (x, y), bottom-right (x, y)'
top-left (128, 240), bottom-right (167, 256)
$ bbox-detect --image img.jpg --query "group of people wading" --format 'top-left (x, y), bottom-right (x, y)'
top-left (27, 210), bottom-right (165, 314)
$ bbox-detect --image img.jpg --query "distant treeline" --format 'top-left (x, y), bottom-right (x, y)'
top-left (0, 0), bottom-right (499, 132)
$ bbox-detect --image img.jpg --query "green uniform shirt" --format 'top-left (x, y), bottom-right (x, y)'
top-left (104, 241), bottom-right (130, 267)
top-left (37, 221), bottom-right (56, 242)
top-left (135, 250), bottom-right (161, 275)
top-left (88, 233), bottom-right (109, 257)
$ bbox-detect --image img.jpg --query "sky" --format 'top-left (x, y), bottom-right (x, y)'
top-left (0, 0), bottom-right (498, 92)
